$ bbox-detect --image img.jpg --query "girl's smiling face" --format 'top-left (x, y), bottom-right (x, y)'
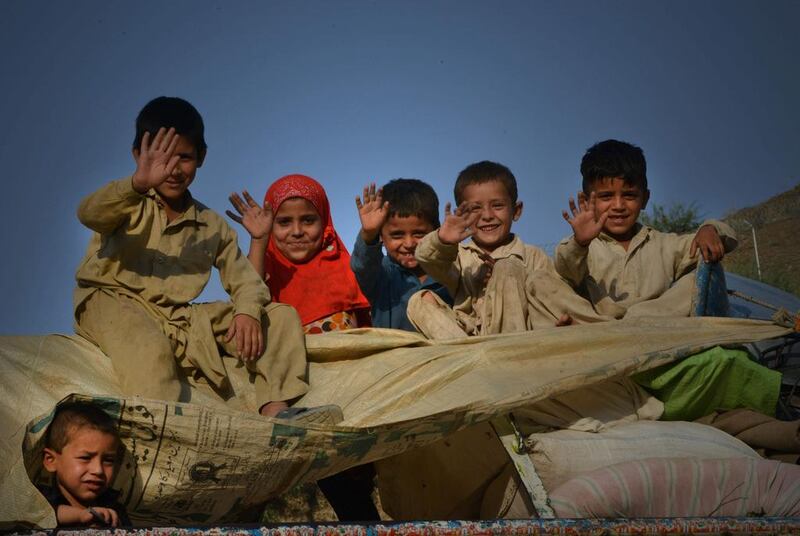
top-left (271, 197), bottom-right (325, 263)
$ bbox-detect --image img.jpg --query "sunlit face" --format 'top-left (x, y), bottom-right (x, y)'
top-left (461, 180), bottom-right (522, 252)
top-left (43, 427), bottom-right (118, 507)
top-left (134, 135), bottom-right (203, 205)
top-left (272, 197), bottom-right (325, 264)
top-left (589, 176), bottom-right (649, 244)
top-left (380, 214), bottom-right (435, 275)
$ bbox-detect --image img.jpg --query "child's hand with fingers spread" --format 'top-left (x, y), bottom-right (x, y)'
top-left (131, 127), bottom-right (180, 194)
top-left (691, 225), bottom-right (725, 262)
top-left (438, 201), bottom-right (481, 245)
top-left (226, 190), bottom-right (274, 240)
top-left (562, 191), bottom-right (608, 247)
top-left (355, 183), bottom-right (389, 243)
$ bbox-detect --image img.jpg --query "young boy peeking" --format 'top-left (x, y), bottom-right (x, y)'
top-left (406, 161), bottom-right (572, 338)
top-left (557, 139), bottom-right (737, 318)
top-left (74, 97), bottom-right (309, 417)
top-left (351, 179), bottom-right (453, 331)
top-left (40, 401), bottom-right (129, 527)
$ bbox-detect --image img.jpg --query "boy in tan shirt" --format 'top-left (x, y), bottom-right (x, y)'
top-left (74, 97), bottom-right (309, 418)
top-left (408, 161), bottom-right (580, 338)
top-left (557, 139), bottom-right (737, 318)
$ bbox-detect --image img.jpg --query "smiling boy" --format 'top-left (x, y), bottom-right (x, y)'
top-left (74, 97), bottom-right (309, 418)
top-left (557, 139), bottom-right (737, 318)
top-left (39, 401), bottom-right (129, 527)
top-left (351, 179), bottom-right (452, 331)
top-left (408, 161), bottom-right (571, 338)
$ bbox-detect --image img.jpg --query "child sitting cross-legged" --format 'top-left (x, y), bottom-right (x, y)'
top-left (557, 139), bottom-right (785, 421)
top-left (350, 180), bottom-right (453, 331)
top-left (74, 97), bottom-right (309, 419)
top-left (557, 139), bottom-right (738, 318)
top-left (406, 160), bottom-right (591, 339)
top-left (39, 401), bottom-right (129, 528)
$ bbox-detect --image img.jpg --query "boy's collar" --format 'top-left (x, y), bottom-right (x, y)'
top-left (598, 223), bottom-right (650, 247)
top-left (464, 234), bottom-right (523, 258)
top-left (149, 189), bottom-right (200, 223)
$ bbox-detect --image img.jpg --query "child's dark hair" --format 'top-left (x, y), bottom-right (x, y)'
top-left (454, 161), bottom-right (518, 204)
top-left (580, 139), bottom-right (647, 193)
top-left (133, 96), bottom-right (207, 156)
top-left (382, 179), bottom-right (440, 228)
top-left (45, 401), bottom-right (119, 453)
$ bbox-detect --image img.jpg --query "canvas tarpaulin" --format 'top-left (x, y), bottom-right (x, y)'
top-left (0, 316), bottom-right (791, 527)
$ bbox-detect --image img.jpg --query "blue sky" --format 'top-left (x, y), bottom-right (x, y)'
top-left (1, 1), bottom-right (798, 334)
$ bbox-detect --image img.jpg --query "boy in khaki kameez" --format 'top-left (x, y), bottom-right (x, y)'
top-left (557, 139), bottom-right (737, 318)
top-left (407, 161), bottom-right (591, 338)
top-left (74, 97), bottom-right (309, 418)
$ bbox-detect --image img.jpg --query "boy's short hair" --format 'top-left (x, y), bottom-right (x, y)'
top-left (454, 161), bottom-right (518, 204)
top-left (580, 139), bottom-right (648, 193)
top-left (45, 401), bottom-right (119, 453)
top-left (133, 96), bottom-right (207, 155)
top-left (382, 178), bottom-right (440, 228)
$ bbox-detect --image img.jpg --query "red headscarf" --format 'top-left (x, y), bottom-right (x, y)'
top-left (264, 174), bottom-right (371, 325)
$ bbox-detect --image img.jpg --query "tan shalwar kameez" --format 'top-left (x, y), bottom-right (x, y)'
top-left (406, 232), bottom-right (600, 338)
top-left (555, 221), bottom-right (738, 318)
top-left (74, 177), bottom-right (309, 407)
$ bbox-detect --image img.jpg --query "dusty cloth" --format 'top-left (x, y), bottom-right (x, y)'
top-left (549, 457), bottom-right (800, 518)
top-left (554, 220), bottom-right (738, 318)
top-left (410, 233), bottom-right (594, 336)
top-left (263, 174), bottom-right (370, 325)
top-left (74, 176), bottom-right (308, 405)
top-left (525, 420), bottom-right (758, 492)
top-left (2, 317), bottom-right (792, 527)
top-left (633, 346), bottom-right (781, 421)
top-left (377, 377), bottom-right (664, 520)
top-left (77, 290), bottom-right (309, 407)
top-left (697, 408), bottom-right (800, 463)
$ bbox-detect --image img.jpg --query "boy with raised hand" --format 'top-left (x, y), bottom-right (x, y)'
top-left (557, 139), bottom-right (737, 318)
top-left (351, 180), bottom-right (452, 331)
top-left (407, 161), bottom-right (578, 338)
top-left (40, 401), bottom-right (129, 527)
top-left (74, 97), bottom-right (309, 418)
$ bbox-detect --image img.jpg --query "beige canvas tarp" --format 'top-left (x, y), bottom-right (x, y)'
top-left (0, 317), bottom-right (791, 527)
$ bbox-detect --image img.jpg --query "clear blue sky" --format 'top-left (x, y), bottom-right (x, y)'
top-left (1, 1), bottom-right (798, 334)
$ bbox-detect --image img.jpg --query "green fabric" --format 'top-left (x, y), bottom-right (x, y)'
top-left (633, 346), bottom-right (781, 421)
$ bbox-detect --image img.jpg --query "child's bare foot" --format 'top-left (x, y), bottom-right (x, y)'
top-left (555, 313), bottom-right (574, 327)
top-left (421, 290), bottom-right (439, 304)
top-left (260, 400), bottom-right (289, 417)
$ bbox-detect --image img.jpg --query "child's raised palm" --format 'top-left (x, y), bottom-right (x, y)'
top-left (562, 192), bottom-right (608, 247)
top-left (226, 190), bottom-right (273, 240)
top-left (132, 127), bottom-right (180, 193)
top-left (438, 201), bottom-right (481, 244)
top-left (355, 183), bottom-right (389, 242)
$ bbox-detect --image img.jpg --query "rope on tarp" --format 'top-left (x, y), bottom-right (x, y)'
top-left (490, 414), bottom-right (555, 519)
top-left (727, 289), bottom-right (800, 331)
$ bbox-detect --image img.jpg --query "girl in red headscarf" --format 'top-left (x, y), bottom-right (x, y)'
top-left (227, 174), bottom-right (371, 333)
top-left (228, 175), bottom-right (379, 522)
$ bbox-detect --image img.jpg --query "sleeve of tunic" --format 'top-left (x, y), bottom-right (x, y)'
top-left (554, 235), bottom-right (590, 289)
top-left (414, 231), bottom-right (462, 297)
top-left (350, 234), bottom-right (385, 303)
top-left (77, 177), bottom-right (146, 235)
